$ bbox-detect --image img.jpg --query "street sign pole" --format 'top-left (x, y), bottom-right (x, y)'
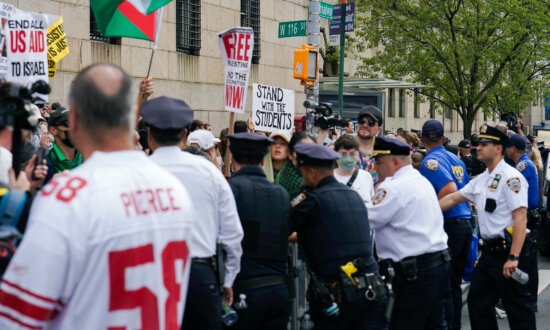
top-left (338, 0), bottom-right (346, 117)
top-left (307, 1), bottom-right (321, 107)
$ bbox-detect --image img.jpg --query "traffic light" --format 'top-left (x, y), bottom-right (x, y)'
top-left (293, 44), bottom-right (318, 87)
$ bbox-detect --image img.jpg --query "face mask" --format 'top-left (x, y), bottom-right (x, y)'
top-left (62, 130), bottom-right (74, 148)
top-left (337, 155), bottom-right (357, 172)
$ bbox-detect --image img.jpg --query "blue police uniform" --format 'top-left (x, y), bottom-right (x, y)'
top-left (419, 120), bottom-right (472, 330)
top-left (511, 135), bottom-right (539, 310)
top-left (227, 133), bottom-right (291, 330)
top-left (290, 143), bottom-right (387, 330)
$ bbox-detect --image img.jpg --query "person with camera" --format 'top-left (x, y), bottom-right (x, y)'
top-left (226, 132), bottom-right (291, 329)
top-left (367, 137), bottom-right (450, 330)
top-left (290, 142), bottom-right (386, 329)
top-left (142, 96), bottom-right (243, 330)
top-left (355, 105), bottom-right (383, 186)
top-left (506, 133), bottom-right (540, 312)
top-left (418, 120), bottom-right (472, 330)
top-left (439, 125), bottom-right (535, 329)
top-left (0, 64), bottom-right (195, 329)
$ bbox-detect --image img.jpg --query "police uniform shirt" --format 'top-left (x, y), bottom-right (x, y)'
top-left (419, 146), bottom-right (471, 219)
top-left (367, 164), bottom-right (448, 262)
top-left (459, 159), bottom-right (528, 239)
top-left (515, 153), bottom-right (538, 210)
top-left (150, 146), bottom-right (244, 288)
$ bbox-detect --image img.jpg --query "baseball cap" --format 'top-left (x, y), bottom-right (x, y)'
top-left (422, 120), bottom-right (444, 138)
top-left (507, 134), bottom-right (527, 151)
top-left (269, 130), bottom-right (291, 143)
top-left (358, 105), bottom-right (383, 124)
top-left (458, 139), bottom-right (471, 148)
top-left (187, 129), bottom-right (219, 150)
top-left (47, 109), bottom-right (69, 127)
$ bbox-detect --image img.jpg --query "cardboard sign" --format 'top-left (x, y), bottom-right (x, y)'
top-left (0, 2), bottom-right (15, 80)
top-left (252, 83), bottom-right (295, 133)
top-left (218, 27), bottom-right (254, 114)
top-left (5, 10), bottom-right (48, 92)
top-left (46, 17), bottom-right (68, 63)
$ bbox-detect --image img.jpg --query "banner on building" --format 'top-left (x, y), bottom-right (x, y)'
top-left (218, 27), bottom-right (254, 114)
top-left (252, 83), bottom-right (295, 133)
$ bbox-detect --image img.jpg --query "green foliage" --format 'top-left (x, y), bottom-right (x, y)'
top-left (352, 0), bottom-right (550, 137)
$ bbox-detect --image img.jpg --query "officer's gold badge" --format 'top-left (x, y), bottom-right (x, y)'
top-left (425, 159), bottom-right (439, 170)
top-left (506, 178), bottom-right (521, 193)
top-left (516, 161), bottom-right (527, 172)
top-left (291, 193), bottom-right (306, 207)
top-left (372, 189), bottom-right (387, 205)
top-left (480, 125), bottom-right (487, 133)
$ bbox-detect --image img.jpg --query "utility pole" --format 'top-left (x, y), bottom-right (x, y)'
top-left (338, 0), bottom-right (346, 117)
top-left (307, 1), bottom-right (320, 105)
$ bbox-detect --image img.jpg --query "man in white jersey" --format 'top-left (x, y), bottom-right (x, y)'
top-left (142, 96), bottom-right (243, 329)
top-left (0, 64), bottom-right (194, 330)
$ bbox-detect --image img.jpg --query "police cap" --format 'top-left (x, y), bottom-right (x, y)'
top-left (372, 137), bottom-right (412, 157)
top-left (478, 124), bottom-right (509, 146)
top-left (228, 132), bottom-right (273, 156)
top-left (294, 142), bottom-right (340, 168)
top-left (141, 96), bottom-right (193, 131)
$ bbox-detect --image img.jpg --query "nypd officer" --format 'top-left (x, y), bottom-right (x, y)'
top-left (290, 142), bottom-right (387, 330)
top-left (419, 120), bottom-right (472, 330)
top-left (506, 133), bottom-right (539, 311)
top-left (142, 97), bottom-right (244, 330)
top-left (227, 132), bottom-right (291, 329)
top-left (368, 137), bottom-right (450, 330)
top-left (440, 125), bottom-right (535, 329)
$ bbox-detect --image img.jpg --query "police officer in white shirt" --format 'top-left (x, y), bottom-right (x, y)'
top-left (367, 137), bottom-right (450, 330)
top-left (440, 124), bottom-right (535, 329)
top-left (142, 97), bottom-right (244, 330)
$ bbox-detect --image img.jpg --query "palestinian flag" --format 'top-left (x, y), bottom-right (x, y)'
top-left (90, 0), bottom-right (171, 42)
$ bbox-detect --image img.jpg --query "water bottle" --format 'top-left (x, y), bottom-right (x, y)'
top-left (300, 313), bottom-right (314, 330)
top-left (234, 294), bottom-right (248, 310)
top-left (511, 268), bottom-right (529, 285)
top-left (221, 305), bottom-right (238, 326)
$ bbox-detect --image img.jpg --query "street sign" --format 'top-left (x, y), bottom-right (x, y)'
top-left (278, 20), bottom-right (307, 38)
top-left (329, 21), bottom-right (354, 35)
top-left (332, 2), bottom-right (355, 21)
top-left (329, 34), bottom-right (340, 46)
top-left (320, 2), bottom-right (333, 20)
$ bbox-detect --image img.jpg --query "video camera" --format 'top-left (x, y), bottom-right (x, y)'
top-left (303, 100), bottom-right (346, 130)
top-left (0, 80), bottom-right (51, 176)
top-left (500, 112), bottom-right (519, 132)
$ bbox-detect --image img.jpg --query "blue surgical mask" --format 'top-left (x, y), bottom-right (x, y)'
top-left (337, 155), bottom-right (357, 172)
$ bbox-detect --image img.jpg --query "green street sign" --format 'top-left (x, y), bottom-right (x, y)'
top-left (278, 20), bottom-right (307, 38)
top-left (320, 2), bottom-right (333, 20)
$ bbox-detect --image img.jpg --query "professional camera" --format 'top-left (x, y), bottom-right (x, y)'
top-left (500, 112), bottom-right (519, 132)
top-left (303, 100), bottom-right (346, 129)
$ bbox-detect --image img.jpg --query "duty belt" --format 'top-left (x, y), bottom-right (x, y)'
top-left (479, 237), bottom-right (509, 254)
top-left (192, 256), bottom-right (215, 267)
top-left (233, 274), bottom-right (287, 292)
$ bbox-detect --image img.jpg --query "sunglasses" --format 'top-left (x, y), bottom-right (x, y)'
top-left (358, 118), bottom-right (377, 127)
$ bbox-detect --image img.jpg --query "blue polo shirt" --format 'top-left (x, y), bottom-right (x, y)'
top-left (420, 146), bottom-right (471, 219)
top-left (515, 153), bottom-right (538, 210)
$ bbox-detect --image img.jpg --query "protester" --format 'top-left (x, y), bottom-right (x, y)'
top-left (47, 108), bottom-right (83, 173)
top-left (355, 105), bottom-right (383, 186)
top-left (411, 148), bottom-right (426, 170)
top-left (188, 129), bottom-right (223, 170)
top-left (268, 130), bottom-right (292, 181)
top-left (396, 129), bottom-right (420, 148)
top-left (275, 131), bottom-right (315, 199)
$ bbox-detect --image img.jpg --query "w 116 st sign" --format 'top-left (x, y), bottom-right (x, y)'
top-left (278, 20), bottom-right (307, 38)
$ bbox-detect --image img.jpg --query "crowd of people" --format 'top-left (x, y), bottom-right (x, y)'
top-left (0, 63), bottom-right (542, 330)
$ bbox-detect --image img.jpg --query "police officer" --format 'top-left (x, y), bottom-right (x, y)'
top-left (142, 97), bottom-right (244, 330)
top-left (290, 142), bottom-right (387, 330)
top-left (368, 137), bottom-right (450, 330)
top-left (419, 120), bottom-right (472, 330)
top-left (227, 132), bottom-right (291, 329)
top-left (440, 125), bottom-right (535, 329)
top-left (506, 133), bottom-right (539, 311)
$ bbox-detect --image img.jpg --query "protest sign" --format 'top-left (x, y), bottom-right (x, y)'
top-left (5, 9), bottom-right (48, 96)
top-left (217, 27), bottom-right (253, 114)
top-left (252, 83), bottom-right (295, 133)
top-left (0, 2), bottom-right (15, 80)
top-left (47, 17), bottom-right (68, 63)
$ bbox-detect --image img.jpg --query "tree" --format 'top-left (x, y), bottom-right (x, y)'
top-left (352, 0), bottom-right (550, 137)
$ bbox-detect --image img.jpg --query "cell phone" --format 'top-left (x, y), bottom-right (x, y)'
top-left (31, 146), bottom-right (48, 181)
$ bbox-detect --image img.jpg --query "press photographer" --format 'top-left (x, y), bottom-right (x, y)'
top-left (303, 100), bottom-right (346, 146)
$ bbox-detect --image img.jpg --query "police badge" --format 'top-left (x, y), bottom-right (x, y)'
top-left (425, 159), bottom-right (439, 170)
top-left (506, 178), bottom-right (521, 193)
top-left (516, 161), bottom-right (527, 172)
top-left (372, 189), bottom-right (387, 205)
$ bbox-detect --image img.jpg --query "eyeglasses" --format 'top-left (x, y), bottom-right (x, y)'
top-left (358, 118), bottom-right (377, 127)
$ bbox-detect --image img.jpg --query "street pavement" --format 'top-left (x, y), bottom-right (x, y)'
top-left (461, 253), bottom-right (550, 329)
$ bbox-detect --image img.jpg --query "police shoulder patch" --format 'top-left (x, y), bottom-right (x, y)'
top-left (424, 159), bottom-right (439, 170)
top-left (516, 161), bottom-right (527, 172)
top-left (291, 193), bottom-right (307, 207)
top-left (372, 189), bottom-right (387, 205)
top-left (506, 178), bottom-right (521, 193)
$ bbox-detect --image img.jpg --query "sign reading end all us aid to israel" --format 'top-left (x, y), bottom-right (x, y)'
top-left (253, 83), bottom-right (295, 133)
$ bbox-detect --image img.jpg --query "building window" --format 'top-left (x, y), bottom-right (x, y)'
top-left (413, 89), bottom-right (420, 118)
top-left (90, 8), bottom-right (120, 44)
top-left (429, 101), bottom-right (435, 119)
top-left (399, 89), bottom-right (405, 117)
top-left (241, 0), bottom-right (260, 63)
top-left (388, 89), bottom-right (394, 117)
top-left (176, 0), bottom-right (201, 55)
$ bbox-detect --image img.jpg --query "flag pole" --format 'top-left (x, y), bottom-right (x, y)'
top-left (146, 48), bottom-right (155, 77)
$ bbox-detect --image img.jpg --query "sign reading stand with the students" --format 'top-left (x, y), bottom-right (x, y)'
top-left (252, 83), bottom-right (295, 133)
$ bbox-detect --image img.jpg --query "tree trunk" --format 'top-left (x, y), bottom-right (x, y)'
top-left (462, 107), bottom-right (476, 139)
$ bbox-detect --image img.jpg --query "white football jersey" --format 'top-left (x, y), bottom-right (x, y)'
top-left (0, 151), bottom-right (194, 330)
